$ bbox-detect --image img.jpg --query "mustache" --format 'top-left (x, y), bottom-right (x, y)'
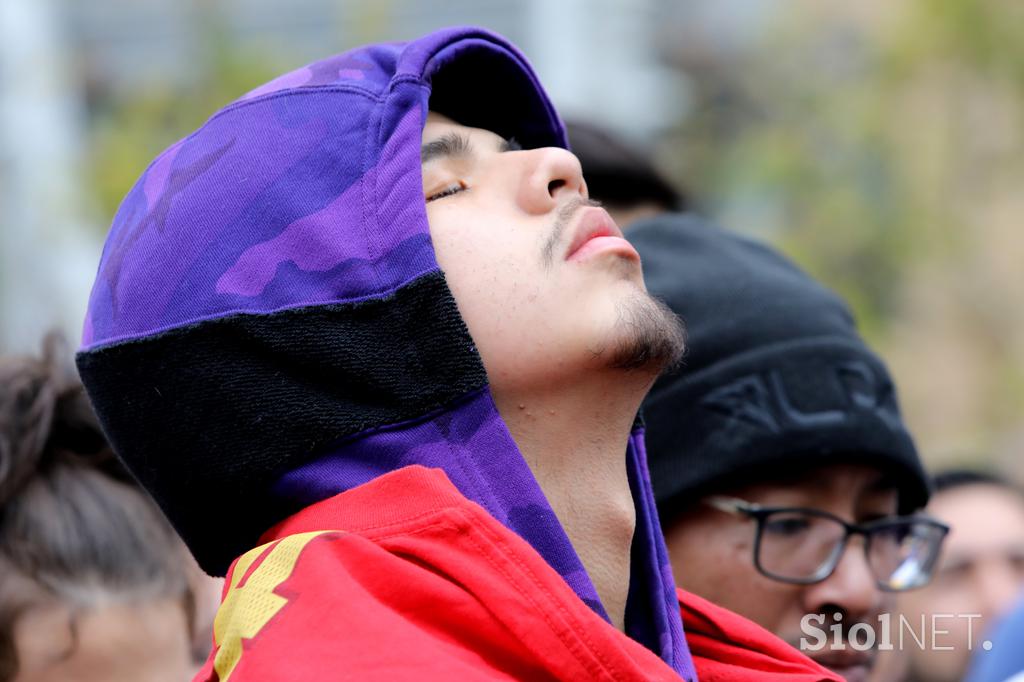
top-left (541, 197), bottom-right (602, 268)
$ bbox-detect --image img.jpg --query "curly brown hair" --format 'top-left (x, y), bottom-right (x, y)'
top-left (0, 335), bottom-right (194, 681)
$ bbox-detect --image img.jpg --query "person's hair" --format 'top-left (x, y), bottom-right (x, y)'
top-left (0, 335), bottom-right (193, 681)
top-left (932, 467), bottom-right (1023, 496)
top-left (565, 119), bottom-right (687, 212)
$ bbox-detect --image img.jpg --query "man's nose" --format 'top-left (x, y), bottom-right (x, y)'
top-left (803, 539), bottom-right (886, 623)
top-left (516, 147), bottom-right (588, 214)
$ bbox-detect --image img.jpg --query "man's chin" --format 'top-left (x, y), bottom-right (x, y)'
top-left (782, 633), bottom-right (876, 682)
top-left (607, 292), bottom-right (686, 373)
top-left (813, 657), bottom-right (874, 682)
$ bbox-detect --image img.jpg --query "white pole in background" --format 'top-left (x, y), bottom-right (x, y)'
top-left (525, 0), bottom-right (685, 141)
top-left (0, 0), bottom-right (100, 354)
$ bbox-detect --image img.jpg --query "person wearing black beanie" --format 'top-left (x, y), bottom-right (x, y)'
top-left (567, 116), bottom-right (947, 682)
top-left (631, 215), bottom-right (947, 682)
top-left (635, 215), bottom-right (931, 516)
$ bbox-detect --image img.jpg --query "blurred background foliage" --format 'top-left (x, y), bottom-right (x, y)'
top-left (85, 8), bottom-right (282, 217)
top-left (7, 0), bottom-right (1022, 470)
top-left (654, 0), bottom-right (1024, 468)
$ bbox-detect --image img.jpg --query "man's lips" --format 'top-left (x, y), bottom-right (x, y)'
top-left (811, 651), bottom-right (874, 681)
top-left (564, 207), bottom-right (638, 261)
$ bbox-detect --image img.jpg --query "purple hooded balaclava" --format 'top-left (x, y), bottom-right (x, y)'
top-left (76, 26), bottom-right (695, 678)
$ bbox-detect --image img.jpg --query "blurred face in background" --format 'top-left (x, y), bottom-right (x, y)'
top-left (12, 597), bottom-right (192, 682)
top-left (664, 463), bottom-right (906, 682)
top-left (895, 482), bottom-right (1024, 682)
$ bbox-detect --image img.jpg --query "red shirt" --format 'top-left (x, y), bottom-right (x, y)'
top-left (679, 589), bottom-right (840, 681)
top-left (195, 465), bottom-right (839, 681)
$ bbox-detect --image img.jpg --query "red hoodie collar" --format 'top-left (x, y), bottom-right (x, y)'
top-left (678, 588), bottom-right (843, 682)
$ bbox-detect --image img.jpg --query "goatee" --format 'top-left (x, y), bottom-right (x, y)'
top-left (608, 292), bottom-right (686, 373)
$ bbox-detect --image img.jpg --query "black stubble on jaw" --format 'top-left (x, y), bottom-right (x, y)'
top-left (607, 293), bottom-right (686, 373)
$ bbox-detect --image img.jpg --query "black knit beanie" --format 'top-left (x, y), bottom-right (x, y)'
top-left (632, 214), bottom-right (930, 518)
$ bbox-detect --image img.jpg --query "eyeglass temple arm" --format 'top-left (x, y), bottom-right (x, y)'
top-left (705, 495), bottom-right (760, 516)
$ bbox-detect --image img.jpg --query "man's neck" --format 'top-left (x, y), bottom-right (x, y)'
top-left (494, 370), bottom-right (656, 632)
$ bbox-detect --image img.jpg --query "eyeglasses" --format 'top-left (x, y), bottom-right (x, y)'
top-left (707, 496), bottom-right (950, 591)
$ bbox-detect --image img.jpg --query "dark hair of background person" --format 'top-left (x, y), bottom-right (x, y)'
top-left (932, 468), bottom-right (1023, 495)
top-left (0, 335), bottom-right (195, 681)
top-left (565, 119), bottom-right (688, 213)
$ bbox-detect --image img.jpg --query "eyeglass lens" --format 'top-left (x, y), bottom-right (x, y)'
top-left (868, 522), bottom-right (945, 590)
top-left (757, 512), bottom-right (846, 582)
top-left (756, 511), bottom-right (943, 589)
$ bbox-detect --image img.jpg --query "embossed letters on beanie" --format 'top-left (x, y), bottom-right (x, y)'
top-left (702, 360), bottom-right (900, 433)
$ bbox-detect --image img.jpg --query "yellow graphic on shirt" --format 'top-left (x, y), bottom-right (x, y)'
top-left (213, 531), bottom-right (327, 681)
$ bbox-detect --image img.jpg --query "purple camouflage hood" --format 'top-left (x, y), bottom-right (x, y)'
top-left (76, 26), bottom-right (695, 678)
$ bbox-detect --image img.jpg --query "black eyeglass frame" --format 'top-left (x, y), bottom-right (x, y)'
top-left (706, 495), bottom-right (950, 591)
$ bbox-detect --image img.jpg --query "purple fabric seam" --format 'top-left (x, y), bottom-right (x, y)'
top-left (80, 268), bottom-right (443, 352)
top-left (113, 85), bottom-right (384, 219)
top-left (201, 84), bottom-right (384, 132)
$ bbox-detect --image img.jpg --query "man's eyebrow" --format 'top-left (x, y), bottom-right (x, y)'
top-left (421, 132), bottom-right (522, 164)
top-left (421, 132), bottom-right (472, 164)
top-left (865, 472), bottom-right (900, 493)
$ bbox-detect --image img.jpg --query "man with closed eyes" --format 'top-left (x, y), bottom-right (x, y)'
top-left (78, 27), bottom-right (700, 680)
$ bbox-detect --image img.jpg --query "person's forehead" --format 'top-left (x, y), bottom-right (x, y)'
top-left (423, 111), bottom-right (504, 145)
top-left (932, 485), bottom-right (1024, 532)
top-left (724, 462), bottom-right (898, 499)
top-left (933, 483), bottom-right (1024, 511)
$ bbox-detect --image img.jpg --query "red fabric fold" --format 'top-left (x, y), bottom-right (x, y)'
top-left (678, 588), bottom-right (843, 681)
top-left (194, 467), bottom-right (687, 681)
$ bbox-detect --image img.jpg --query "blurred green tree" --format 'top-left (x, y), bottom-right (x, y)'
top-left (660, 0), bottom-right (1024, 461)
top-left (84, 4), bottom-right (285, 220)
